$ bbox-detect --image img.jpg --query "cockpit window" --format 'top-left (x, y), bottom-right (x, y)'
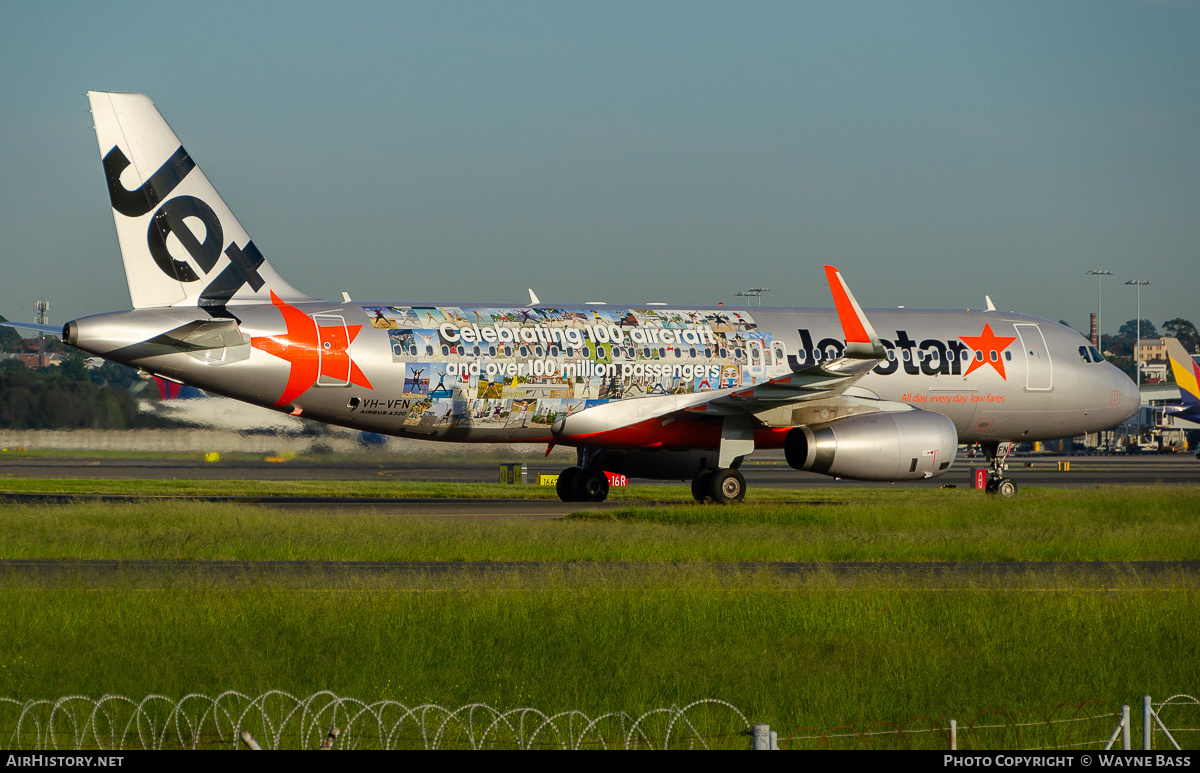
top-left (1089, 346), bottom-right (1103, 362)
top-left (1079, 345), bottom-right (1090, 363)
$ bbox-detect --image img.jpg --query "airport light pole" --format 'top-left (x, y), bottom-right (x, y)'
top-left (735, 288), bottom-right (769, 306)
top-left (1086, 270), bottom-right (1111, 349)
top-left (1126, 279), bottom-right (1150, 441)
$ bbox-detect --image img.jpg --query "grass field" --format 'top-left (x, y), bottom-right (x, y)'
top-left (0, 486), bottom-right (1197, 562)
top-left (1, 483), bottom-right (1198, 743)
top-left (1, 581), bottom-right (1196, 740)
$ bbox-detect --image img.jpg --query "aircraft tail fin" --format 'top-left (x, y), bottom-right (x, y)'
top-left (87, 92), bottom-right (312, 310)
top-left (1164, 337), bottom-right (1200, 418)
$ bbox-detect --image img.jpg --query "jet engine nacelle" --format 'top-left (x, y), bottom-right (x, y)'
top-left (784, 409), bottom-right (958, 481)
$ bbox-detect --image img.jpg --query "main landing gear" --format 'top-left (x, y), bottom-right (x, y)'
top-left (555, 466), bottom-right (610, 503)
top-left (553, 447), bottom-right (749, 505)
top-left (555, 464), bottom-right (748, 504)
top-left (690, 468), bottom-right (746, 505)
top-left (981, 441), bottom-right (1018, 497)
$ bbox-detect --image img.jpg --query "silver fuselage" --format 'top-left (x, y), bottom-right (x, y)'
top-left (67, 300), bottom-right (1139, 449)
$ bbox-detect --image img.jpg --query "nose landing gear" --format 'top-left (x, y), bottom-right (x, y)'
top-left (981, 441), bottom-right (1018, 497)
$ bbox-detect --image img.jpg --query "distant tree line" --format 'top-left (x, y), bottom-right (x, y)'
top-left (1098, 317), bottom-right (1197, 382)
top-left (1104, 318), bottom-right (1197, 354)
top-left (1161, 318), bottom-right (1199, 353)
top-left (0, 354), bottom-right (173, 430)
top-left (0, 316), bottom-right (25, 353)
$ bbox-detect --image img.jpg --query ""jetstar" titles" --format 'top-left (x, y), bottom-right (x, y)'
top-left (793, 325), bottom-right (1017, 379)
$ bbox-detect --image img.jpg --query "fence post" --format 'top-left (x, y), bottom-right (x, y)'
top-left (752, 724), bottom-right (771, 750)
top-left (1144, 695), bottom-right (1152, 750)
top-left (949, 718), bottom-right (957, 750)
top-left (1105, 708), bottom-right (1128, 751)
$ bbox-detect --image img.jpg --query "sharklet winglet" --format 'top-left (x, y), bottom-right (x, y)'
top-left (823, 265), bottom-right (885, 359)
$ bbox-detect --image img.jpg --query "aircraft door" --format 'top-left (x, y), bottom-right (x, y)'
top-left (746, 340), bottom-right (764, 382)
top-left (313, 314), bottom-right (351, 386)
top-left (1014, 323), bottom-right (1053, 391)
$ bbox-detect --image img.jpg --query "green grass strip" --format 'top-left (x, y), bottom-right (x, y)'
top-left (1, 585), bottom-right (1195, 735)
top-left (0, 486), bottom-right (1197, 561)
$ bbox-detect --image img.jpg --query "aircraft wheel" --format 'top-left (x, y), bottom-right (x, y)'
top-left (996, 478), bottom-right (1018, 497)
top-left (691, 472), bottom-right (714, 503)
top-left (556, 467), bottom-right (581, 502)
top-left (709, 468), bottom-right (746, 505)
top-left (572, 467), bottom-right (610, 502)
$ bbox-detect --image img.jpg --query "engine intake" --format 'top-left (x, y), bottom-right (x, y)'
top-left (784, 409), bottom-right (958, 481)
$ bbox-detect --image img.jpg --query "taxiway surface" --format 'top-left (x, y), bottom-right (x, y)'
top-left (1, 451), bottom-right (1195, 489)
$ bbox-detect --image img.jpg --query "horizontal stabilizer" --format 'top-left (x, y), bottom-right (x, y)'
top-left (0, 321), bottom-right (61, 336)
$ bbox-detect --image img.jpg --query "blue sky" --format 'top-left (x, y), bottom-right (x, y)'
top-left (1, 1), bottom-right (1196, 335)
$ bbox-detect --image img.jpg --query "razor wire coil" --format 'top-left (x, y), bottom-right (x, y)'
top-left (1, 692), bottom-right (751, 750)
top-left (5, 694), bottom-right (1191, 750)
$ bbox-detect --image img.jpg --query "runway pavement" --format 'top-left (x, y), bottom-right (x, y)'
top-left (0, 451), bottom-right (1196, 490)
top-left (0, 491), bottom-right (652, 518)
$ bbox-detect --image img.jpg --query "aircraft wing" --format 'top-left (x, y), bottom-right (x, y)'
top-left (553, 266), bottom-right (888, 438)
top-left (681, 265), bottom-right (887, 416)
top-left (682, 353), bottom-right (882, 416)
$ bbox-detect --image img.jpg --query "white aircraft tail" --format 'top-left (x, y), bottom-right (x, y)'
top-left (88, 91), bottom-right (312, 310)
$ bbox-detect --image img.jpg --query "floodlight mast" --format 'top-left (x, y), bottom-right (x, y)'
top-left (734, 287), bottom-right (769, 306)
top-left (1125, 279), bottom-right (1151, 441)
top-left (1085, 271), bottom-right (1111, 349)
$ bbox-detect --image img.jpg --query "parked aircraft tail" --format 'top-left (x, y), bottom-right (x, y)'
top-left (1164, 337), bottom-right (1200, 421)
top-left (87, 91), bottom-right (312, 310)
top-left (152, 375), bottom-right (205, 400)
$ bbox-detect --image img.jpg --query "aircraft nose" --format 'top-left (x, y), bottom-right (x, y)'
top-left (1113, 367), bottom-right (1140, 422)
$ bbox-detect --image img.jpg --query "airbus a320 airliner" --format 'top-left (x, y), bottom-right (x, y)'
top-left (33, 92), bottom-right (1142, 502)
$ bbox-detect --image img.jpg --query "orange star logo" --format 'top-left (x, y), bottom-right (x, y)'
top-left (251, 291), bottom-right (373, 407)
top-left (960, 323), bottom-right (1017, 380)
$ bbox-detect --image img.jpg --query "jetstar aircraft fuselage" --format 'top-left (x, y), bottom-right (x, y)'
top-left (68, 300), bottom-right (1136, 446)
top-left (52, 92), bottom-right (1141, 503)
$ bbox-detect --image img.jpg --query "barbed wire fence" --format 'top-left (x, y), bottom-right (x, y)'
top-left (0, 692), bottom-right (751, 750)
top-left (1147, 694), bottom-right (1200, 751)
top-left (1, 692), bottom-right (1196, 750)
top-left (777, 701), bottom-right (1123, 750)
